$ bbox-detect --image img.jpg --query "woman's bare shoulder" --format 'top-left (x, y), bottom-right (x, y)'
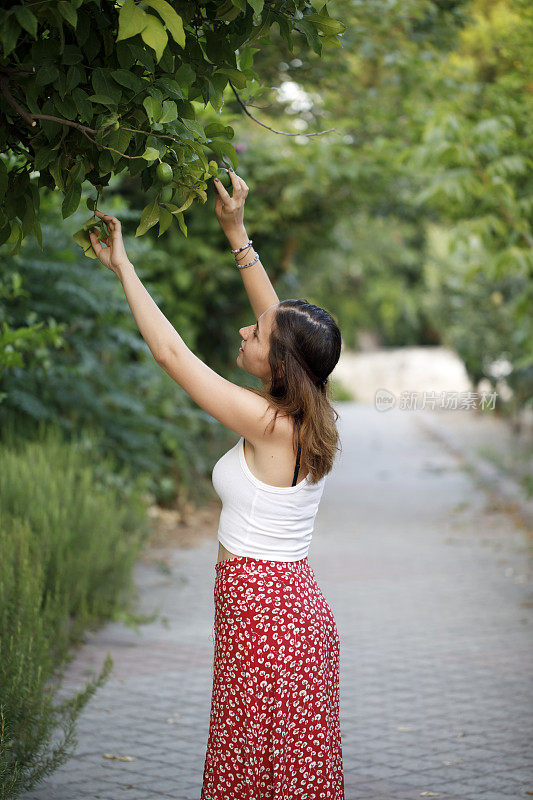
top-left (252, 405), bottom-right (297, 452)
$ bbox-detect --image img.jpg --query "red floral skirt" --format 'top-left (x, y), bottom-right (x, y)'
top-left (201, 555), bottom-right (344, 800)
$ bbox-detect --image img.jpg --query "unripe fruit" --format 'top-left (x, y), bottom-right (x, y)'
top-left (160, 187), bottom-right (173, 202)
top-left (218, 170), bottom-right (231, 187)
top-left (155, 162), bottom-right (173, 184)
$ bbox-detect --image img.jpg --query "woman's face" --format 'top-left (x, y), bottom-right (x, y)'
top-left (237, 303), bottom-right (279, 386)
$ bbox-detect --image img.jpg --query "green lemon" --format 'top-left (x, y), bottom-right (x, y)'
top-left (218, 170), bottom-right (231, 187)
top-left (155, 162), bottom-right (173, 184)
top-left (159, 187), bottom-right (173, 203)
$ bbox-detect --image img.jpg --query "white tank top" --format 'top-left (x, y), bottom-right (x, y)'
top-left (211, 425), bottom-right (327, 561)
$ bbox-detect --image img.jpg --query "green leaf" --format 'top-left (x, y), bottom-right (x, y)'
top-left (204, 122), bottom-right (233, 139)
top-left (141, 147), bottom-right (160, 162)
top-left (159, 100), bottom-right (177, 124)
top-left (321, 34), bottom-right (343, 48)
top-left (247, 0), bottom-right (264, 15)
top-left (142, 0), bottom-right (185, 47)
top-left (208, 139), bottom-right (237, 168)
top-left (35, 65), bottom-right (60, 86)
top-left (141, 14), bottom-right (168, 63)
top-left (34, 146), bottom-right (55, 171)
top-left (111, 69), bottom-right (146, 93)
top-left (62, 181), bottom-right (82, 219)
top-left (66, 64), bottom-right (83, 92)
top-left (117, 0), bottom-right (149, 42)
top-left (215, 1), bottom-right (241, 21)
top-left (105, 129), bottom-right (134, 165)
top-left (154, 76), bottom-right (185, 101)
top-left (208, 80), bottom-right (223, 113)
top-left (187, 140), bottom-right (208, 169)
top-left (88, 94), bottom-right (117, 107)
top-left (157, 206), bottom-right (173, 237)
top-left (305, 13), bottom-right (346, 35)
top-left (2, 15), bottom-right (21, 58)
top-left (143, 96), bottom-right (163, 123)
top-left (92, 68), bottom-right (122, 103)
top-left (73, 228), bottom-right (98, 259)
top-left (175, 211), bottom-right (187, 237)
top-left (61, 45), bottom-right (84, 65)
top-left (49, 160), bottom-right (66, 192)
top-left (174, 63), bottom-right (196, 89)
top-left (58, 2), bottom-right (78, 29)
top-left (23, 193), bottom-right (42, 249)
top-left (180, 118), bottom-right (206, 139)
top-left (237, 46), bottom-right (259, 71)
top-left (3, 219), bottom-right (23, 256)
top-left (135, 200), bottom-right (160, 236)
top-left (0, 222), bottom-right (12, 248)
top-left (69, 160), bottom-right (86, 186)
top-left (172, 193), bottom-right (195, 214)
top-left (293, 18), bottom-right (322, 56)
top-left (72, 87), bottom-right (93, 123)
top-left (214, 67), bottom-right (248, 90)
top-left (14, 6), bottom-right (38, 38)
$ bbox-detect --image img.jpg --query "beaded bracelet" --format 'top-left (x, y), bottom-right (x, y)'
top-left (235, 254), bottom-right (260, 269)
top-left (231, 239), bottom-right (253, 254)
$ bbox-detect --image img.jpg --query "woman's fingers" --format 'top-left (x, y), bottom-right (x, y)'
top-left (230, 170), bottom-right (248, 195)
top-left (94, 209), bottom-right (121, 231)
top-left (228, 170), bottom-right (249, 197)
top-left (214, 169), bottom-right (248, 202)
top-left (227, 169), bottom-right (242, 194)
top-left (213, 176), bottom-right (231, 203)
top-left (88, 229), bottom-right (104, 255)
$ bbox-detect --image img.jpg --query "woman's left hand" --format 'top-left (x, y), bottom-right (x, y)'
top-left (89, 210), bottom-right (131, 276)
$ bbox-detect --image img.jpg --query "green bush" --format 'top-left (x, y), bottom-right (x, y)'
top-left (0, 422), bottom-right (151, 797)
top-left (1, 421), bottom-right (149, 653)
top-left (0, 512), bottom-right (113, 798)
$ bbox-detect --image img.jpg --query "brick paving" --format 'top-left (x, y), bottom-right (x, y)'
top-left (20, 402), bottom-right (533, 799)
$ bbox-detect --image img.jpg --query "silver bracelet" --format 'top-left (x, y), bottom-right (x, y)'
top-left (231, 239), bottom-right (253, 254)
top-left (236, 254), bottom-right (260, 269)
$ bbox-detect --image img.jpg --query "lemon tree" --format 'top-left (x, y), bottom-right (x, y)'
top-left (0, 0), bottom-right (346, 256)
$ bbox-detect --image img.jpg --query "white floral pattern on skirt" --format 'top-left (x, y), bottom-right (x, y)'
top-left (201, 555), bottom-right (344, 799)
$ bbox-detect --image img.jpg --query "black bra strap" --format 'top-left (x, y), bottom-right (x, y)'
top-left (292, 418), bottom-right (301, 486)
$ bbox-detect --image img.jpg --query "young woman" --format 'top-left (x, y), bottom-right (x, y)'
top-left (88, 169), bottom-right (344, 799)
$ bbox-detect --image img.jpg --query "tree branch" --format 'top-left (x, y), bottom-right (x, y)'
top-left (0, 76), bottom-right (36, 128)
top-left (31, 113), bottom-right (97, 135)
top-left (228, 79), bottom-right (336, 137)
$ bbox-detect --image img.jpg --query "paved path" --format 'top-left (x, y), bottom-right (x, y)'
top-left (21, 402), bottom-right (533, 800)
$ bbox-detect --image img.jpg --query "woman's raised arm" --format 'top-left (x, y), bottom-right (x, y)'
top-left (213, 169), bottom-right (279, 320)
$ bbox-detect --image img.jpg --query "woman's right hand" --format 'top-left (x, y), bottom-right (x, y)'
top-left (213, 169), bottom-right (249, 236)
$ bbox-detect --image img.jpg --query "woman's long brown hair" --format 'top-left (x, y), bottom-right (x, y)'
top-left (246, 299), bottom-right (342, 483)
